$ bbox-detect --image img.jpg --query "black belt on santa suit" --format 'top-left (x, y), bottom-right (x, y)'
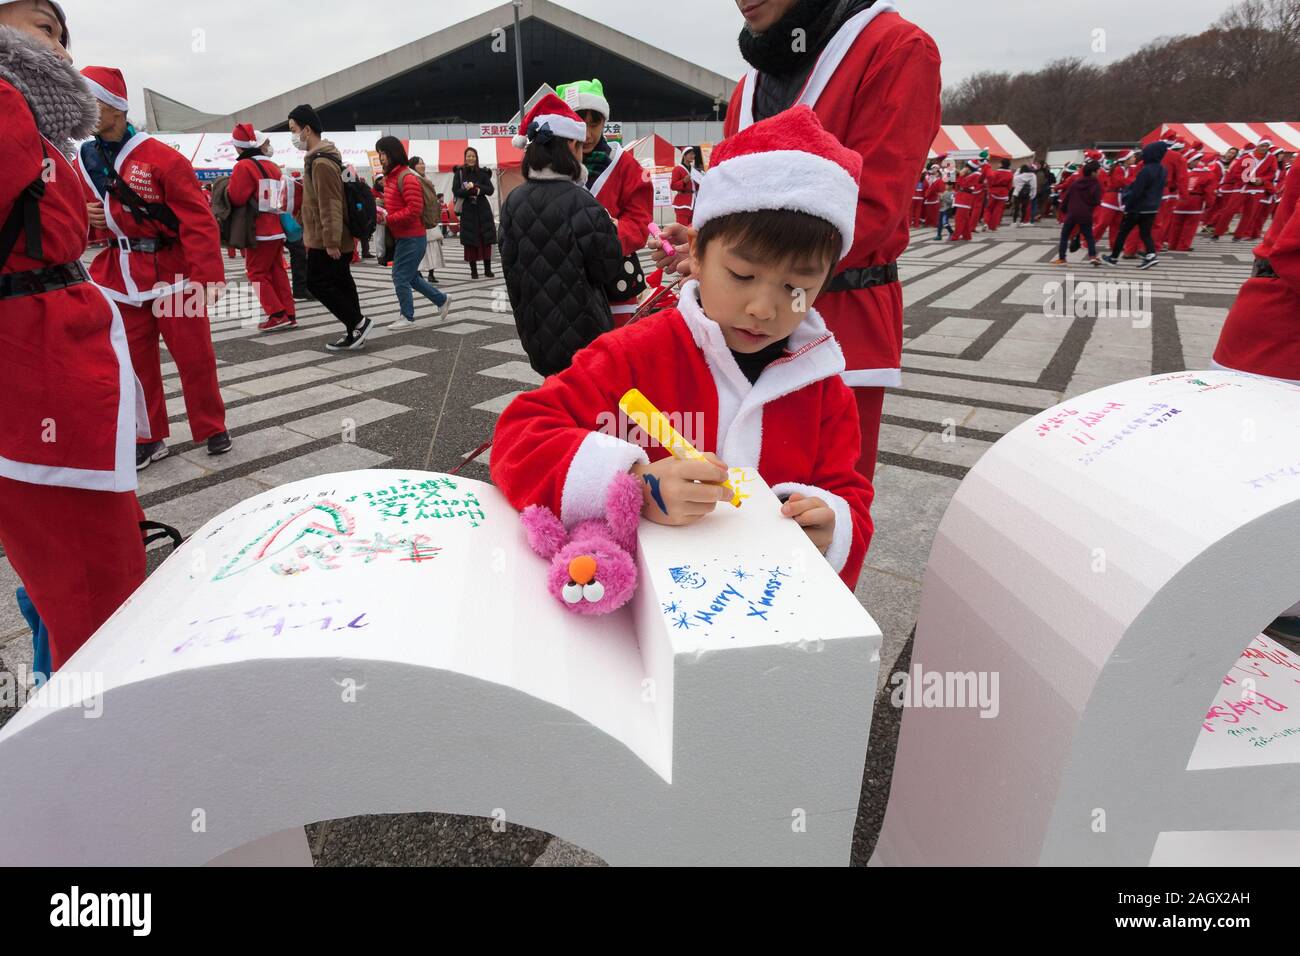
top-left (115, 235), bottom-right (173, 253)
top-left (1252, 257), bottom-right (1278, 279)
top-left (827, 261), bottom-right (899, 293)
top-left (0, 261), bottom-right (90, 300)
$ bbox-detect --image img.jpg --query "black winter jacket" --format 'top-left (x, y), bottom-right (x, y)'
top-left (499, 169), bottom-right (627, 376)
top-left (1122, 142), bottom-right (1170, 215)
top-left (452, 165), bottom-right (497, 248)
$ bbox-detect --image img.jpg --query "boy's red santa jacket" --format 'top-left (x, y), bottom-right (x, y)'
top-left (75, 131), bottom-right (224, 304)
top-left (1213, 161), bottom-right (1300, 382)
top-left (491, 281), bottom-right (875, 589)
top-left (1, 79), bottom-right (143, 492)
top-left (228, 155), bottom-right (287, 241)
top-left (724, 4), bottom-right (941, 386)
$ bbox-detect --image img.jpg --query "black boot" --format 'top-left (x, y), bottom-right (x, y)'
top-left (470, 261), bottom-right (479, 279)
top-left (483, 258), bottom-right (494, 279)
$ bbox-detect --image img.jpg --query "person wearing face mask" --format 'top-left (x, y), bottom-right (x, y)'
top-left (227, 124), bottom-right (295, 332)
top-left (75, 63), bottom-right (231, 469)
top-left (650, 0), bottom-right (941, 486)
top-left (0, 0), bottom-right (148, 674)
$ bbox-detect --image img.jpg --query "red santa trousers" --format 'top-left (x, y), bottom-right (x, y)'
top-left (910, 197), bottom-right (923, 227)
top-left (951, 205), bottom-right (975, 241)
top-left (1167, 212), bottom-right (1204, 251)
top-left (122, 298), bottom-right (227, 444)
top-left (923, 202), bottom-right (940, 228)
top-left (1235, 195), bottom-right (1264, 240)
top-left (1213, 192), bottom-right (1246, 237)
top-left (245, 239), bottom-right (295, 320)
top-left (984, 198), bottom-right (1008, 231)
top-left (816, 283), bottom-right (899, 483)
top-left (0, 478), bottom-right (145, 671)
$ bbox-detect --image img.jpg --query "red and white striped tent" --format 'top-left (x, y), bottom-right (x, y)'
top-left (1142, 122), bottom-right (1300, 154)
top-left (404, 136), bottom-right (524, 173)
top-left (929, 124), bottom-right (1033, 163)
top-left (624, 134), bottom-right (679, 169)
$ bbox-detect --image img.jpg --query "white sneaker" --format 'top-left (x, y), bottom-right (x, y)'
top-left (388, 316), bottom-right (416, 331)
top-left (437, 295), bottom-right (452, 322)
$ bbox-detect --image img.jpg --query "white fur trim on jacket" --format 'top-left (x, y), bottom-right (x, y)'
top-left (561, 430), bottom-right (649, 528)
top-left (675, 280), bottom-right (845, 468)
top-left (693, 149), bottom-right (859, 261)
top-left (770, 482), bottom-right (853, 574)
top-left (841, 368), bottom-right (902, 388)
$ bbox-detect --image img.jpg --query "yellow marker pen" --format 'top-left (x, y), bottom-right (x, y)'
top-left (618, 388), bottom-right (744, 508)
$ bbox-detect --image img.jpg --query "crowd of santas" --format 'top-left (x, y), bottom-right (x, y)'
top-left (906, 132), bottom-right (1293, 254)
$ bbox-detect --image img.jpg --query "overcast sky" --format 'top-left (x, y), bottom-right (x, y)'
top-left (59, 0), bottom-right (1240, 120)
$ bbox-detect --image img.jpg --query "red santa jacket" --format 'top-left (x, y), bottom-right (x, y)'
top-left (923, 174), bottom-right (944, 206)
top-left (1213, 160), bottom-right (1300, 382)
top-left (490, 281), bottom-right (875, 589)
top-left (723, 7), bottom-right (941, 385)
top-left (983, 168), bottom-right (1013, 202)
top-left (1221, 155), bottom-right (1248, 194)
top-left (1161, 149), bottom-right (1188, 200)
top-left (952, 171), bottom-right (983, 209)
top-left (227, 155), bottom-right (287, 241)
top-left (1, 78), bottom-right (143, 492)
top-left (1100, 166), bottom-right (1129, 210)
top-left (1244, 152), bottom-right (1279, 196)
top-left (75, 131), bottom-right (224, 305)
top-left (1175, 167), bottom-right (1217, 214)
top-left (590, 142), bottom-right (654, 308)
top-left (670, 163), bottom-right (699, 216)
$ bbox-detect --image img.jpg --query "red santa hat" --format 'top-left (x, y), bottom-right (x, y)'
top-left (1117, 148), bottom-right (1137, 162)
top-left (691, 105), bottom-right (862, 262)
top-left (511, 94), bottom-right (587, 150)
top-left (80, 66), bottom-right (129, 112)
top-left (1083, 148), bottom-right (1104, 162)
top-left (230, 123), bottom-right (265, 149)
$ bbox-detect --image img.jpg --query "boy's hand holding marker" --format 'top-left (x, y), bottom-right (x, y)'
top-left (630, 455), bottom-right (731, 527)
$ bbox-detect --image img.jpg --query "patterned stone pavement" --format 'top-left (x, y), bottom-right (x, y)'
top-left (0, 219), bottom-right (1253, 865)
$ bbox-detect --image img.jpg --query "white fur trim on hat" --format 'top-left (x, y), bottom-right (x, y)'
top-left (692, 149), bottom-right (859, 262)
top-left (231, 131), bottom-right (263, 149)
top-left (515, 113), bottom-right (586, 150)
top-left (562, 88), bottom-right (610, 120)
top-left (83, 76), bottom-right (129, 112)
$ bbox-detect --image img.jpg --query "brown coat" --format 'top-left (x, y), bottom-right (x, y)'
top-left (301, 140), bottom-right (353, 250)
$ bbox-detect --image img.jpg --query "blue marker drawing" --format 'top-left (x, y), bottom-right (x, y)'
top-left (642, 473), bottom-right (669, 516)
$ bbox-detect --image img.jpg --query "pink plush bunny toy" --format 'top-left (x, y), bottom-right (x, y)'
top-left (519, 471), bottom-right (644, 615)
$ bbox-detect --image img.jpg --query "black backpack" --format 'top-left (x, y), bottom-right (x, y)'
top-left (308, 153), bottom-right (376, 240)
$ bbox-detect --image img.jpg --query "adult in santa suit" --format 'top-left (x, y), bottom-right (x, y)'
top-left (950, 160), bottom-right (982, 241)
top-left (1167, 153), bottom-right (1218, 252)
top-left (981, 158), bottom-right (1013, 231)
top-left (1234, 140), bottom-right (1277, 243)
top-left (0, 0), bottom-right (145, 672)
top-left (1246, 147), bottom-right (1287, 240)
top-left (670, 145), bottom-right (705, 227)
top-left (922, 164), bottom-right (944, 227)
top-left (910, 172), bottom-right (924, 227)
top-left (75, 65), bottom-right (232, 470)
top-left (227, 123), bottom-right (296, 333)
top-left (557, 78), bottom-right (654, 327)
top-left (1211, 144), bottom-right (1254, 239)
top-left (1203, 146), bottom-right (1238, 231)
top-left (1212, 155), bottom-right (1300, 383)
top-left (652, 0), bottom-right (940, 485)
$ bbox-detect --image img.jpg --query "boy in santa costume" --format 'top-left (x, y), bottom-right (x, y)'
top-left (1213, 156), bottom-right (1300, 384)
top-left (491, 107), bottom-right (874, 589)
top-left (227, 123), bottom-right (296, 332)
top-left (557, 78), bottom-right (654, 327)
top-left (0, 0), bottom-right (146, 671)
top-left (75, 65), bottom-right (231, 469)
top-left (652, 0), bottom-right (941, 485)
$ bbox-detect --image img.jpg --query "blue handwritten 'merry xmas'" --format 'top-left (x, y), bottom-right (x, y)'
top-left (660, 560), bottom-right (794, 638)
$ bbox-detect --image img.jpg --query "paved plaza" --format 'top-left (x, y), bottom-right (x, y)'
top-left (0, 219), bottom-right (1256, 864)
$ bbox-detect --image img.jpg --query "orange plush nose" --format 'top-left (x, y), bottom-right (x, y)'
top-left (568, 555), bottom-right (598, 585)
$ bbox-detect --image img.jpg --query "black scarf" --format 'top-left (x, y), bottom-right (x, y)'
top-left (738, 0), bottom-right (878, 121)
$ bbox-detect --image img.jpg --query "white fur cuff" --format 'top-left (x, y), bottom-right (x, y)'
top-left (561, 430), bottom-right (650, 528)
top-left (771, 481), bottom-right (854, 575)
